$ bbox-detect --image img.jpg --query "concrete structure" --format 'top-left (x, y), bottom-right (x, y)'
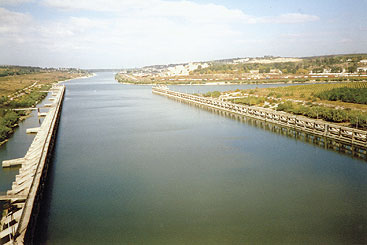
top-left (25, 128), bottom-right (40, 134)
top-left (0, 85), bottom-right (65, 245)
top-left (152, 86), bottom-right (367, 150)
top-left (2, 158), bottom-right (25, 168)
top-left (37, 112), bottom-right (47, 117)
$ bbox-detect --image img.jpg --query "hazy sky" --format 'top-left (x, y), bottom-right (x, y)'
top-left (0, 0), bottom-right (366, 68)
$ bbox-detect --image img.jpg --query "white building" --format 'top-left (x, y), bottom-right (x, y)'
top-left (357, 67), bottom-right (367, 72)
top-left (160, 62), bottom-right (210, 77)
top-left (233, 58), bottom-right (250, 64)
top-left (167, 65), bottom-right (188, 76)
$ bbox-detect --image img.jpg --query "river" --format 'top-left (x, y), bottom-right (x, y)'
top-left (1, 72), bottom-right (366, 244)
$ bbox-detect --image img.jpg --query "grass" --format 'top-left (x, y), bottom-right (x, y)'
top-left (117, 71), bottom-right (367, 86)
top-left (239, 82), bottom-right (367, 112)
top-left (0, 71), bottom-right (83, 97)
top-left (0, 70), bottom-right (87, 143)
top-left (213, 82), bottom-right (367, 129)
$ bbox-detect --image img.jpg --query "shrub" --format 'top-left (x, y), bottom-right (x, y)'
top-left (316, 87), bottom-right (367, 104)
top-left (203, 91), bottom-right (221, 98)
top-left (1, 111), bottom-right (19, 127)
top-left (0, 125), bottom-right (11, 142)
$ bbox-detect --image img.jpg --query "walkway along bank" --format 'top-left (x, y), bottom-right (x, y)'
top-left (152, 86), bottom-right (367, 154)
top-left (0, 85), bottom-right (65, 245)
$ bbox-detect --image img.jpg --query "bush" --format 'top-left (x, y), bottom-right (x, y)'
top-left (316, 87), bottom-right (367, 104)
top-left (0, 124), bottom-right (11, 141)
top-left (234, 96), bottom-right (265, 106)
top-left (0, 110), bottom-right (20, 141)
top-left (0, 96), bottom-right (8, 105)
top-left (1, 111), bottom-right (19, 127)
top-left (9, 91), bottom-right (48, 108)
top-left (203, 91), bottom-right (221, 98)
top-left (276, 101), bottom-right (365, 128)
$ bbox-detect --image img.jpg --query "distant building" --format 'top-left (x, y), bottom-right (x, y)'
top-left (159, 62), bottom-right (210, 77)
top-left (357, 67), bottom-right (367, 72)
top-left (166, 65), bottom-right (188, 76)
top-left (250, 70), bottom-right (259, 74)
top-left (233, 58), bottom-right (250, 64)
top-left (200, 63), bottom-right (209, 69)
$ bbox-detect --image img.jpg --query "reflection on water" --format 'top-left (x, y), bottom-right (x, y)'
top-left (174, 99), bottom-right (367, 162)
top-left (0, 93), bottom-right (52, 216)
top-left (26, 72), bottom-right (367, 244)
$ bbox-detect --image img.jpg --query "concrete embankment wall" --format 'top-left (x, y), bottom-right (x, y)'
top-left (0, 85), bottom-right (65, 245)
top-left (152, 86), bottom-right (367, 150)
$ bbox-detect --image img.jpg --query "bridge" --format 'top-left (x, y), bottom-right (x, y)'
top-left (0, 85), bottom-right (65, 245)
top-left (152, 86), bottom-right (367, 150)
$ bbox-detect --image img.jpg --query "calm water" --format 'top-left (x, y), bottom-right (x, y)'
top-left (1, 72), bottom-right (366, 244)
top-left (0, 93), bottom-right (50, 193)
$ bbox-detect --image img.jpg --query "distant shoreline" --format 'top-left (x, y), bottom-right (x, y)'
top-left (58, 73), bottom-right (96, 84)
top-left (117, 80), bottom-right (360, 86)
top-left (0, 72), bottom-right (91, 146)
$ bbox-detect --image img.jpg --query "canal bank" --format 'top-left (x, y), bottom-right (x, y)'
top-left (0, 85), bottom-right (65, 244)
top-left (33, 72), bottom-right (366, 244)
top-left (152, 86), bottom-right (367, 156)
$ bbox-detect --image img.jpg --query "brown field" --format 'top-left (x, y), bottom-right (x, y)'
top-left (237, 82), bottom-right (367, 112)
top-left (0, 71), bottom-right (84, 97)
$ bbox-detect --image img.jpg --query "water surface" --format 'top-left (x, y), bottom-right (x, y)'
top-left (17, 72), bottom-right (367, 244)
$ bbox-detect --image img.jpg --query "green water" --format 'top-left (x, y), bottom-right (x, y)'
top-left (0, 94), bottom-right (50, 193)
top-left (2, 72), bottom-right (366, 244)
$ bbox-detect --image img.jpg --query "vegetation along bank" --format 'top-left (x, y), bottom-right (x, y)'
top-left (0, 66), bottom-right (88, 144)
top-left (205, 82), bottom-right (367, 129)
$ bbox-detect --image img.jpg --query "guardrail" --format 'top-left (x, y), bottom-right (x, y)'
top-left (152, 86), bottom-right (367, 148)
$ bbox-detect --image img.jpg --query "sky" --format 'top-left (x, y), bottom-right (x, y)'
top-left (0, 0), bottom-right (366, 68)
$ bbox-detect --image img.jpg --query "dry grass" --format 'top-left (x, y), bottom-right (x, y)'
top-left (242, 82), bottom-right (367, 111)
top-left (0, 72), bottom-right (83, 97)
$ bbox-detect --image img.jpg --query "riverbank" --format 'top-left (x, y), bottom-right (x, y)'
top-left (212, 82), bottom-right (367, 129)
top-left (31, 72), bottom-right (367, 244)
top-left (153, 86), bottom-right (367, 148)
top-left (0, 85), bottom-right (66, 244)
top-left (58, 73), bottom-right (96, 84)
top-left (0, 72), bottom-right (89, 145)
top-left (116, 71), bottom-right (367, 86)
top-left (0, 111), bottom-right (32, 146)
top-left (116, 77), bottom-right (367, 86)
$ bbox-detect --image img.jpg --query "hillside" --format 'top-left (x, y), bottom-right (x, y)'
top-left (116, 54), bottom-right (367, 85)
